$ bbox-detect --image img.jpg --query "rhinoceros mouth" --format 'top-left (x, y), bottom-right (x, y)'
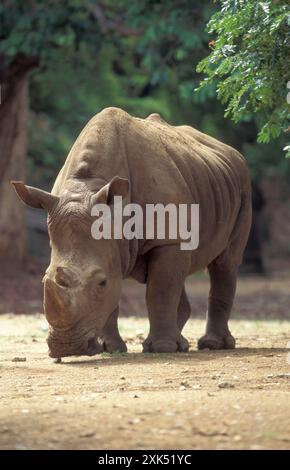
top-left (47, 329), bottom-right (102, 358)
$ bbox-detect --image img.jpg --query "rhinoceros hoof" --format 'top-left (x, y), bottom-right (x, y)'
top-left (99, 336), bottom-right (127, 353)
top-left (142, 334), bottom-right (189, 353)
top-left (197, 332), bottom-right (236, 350)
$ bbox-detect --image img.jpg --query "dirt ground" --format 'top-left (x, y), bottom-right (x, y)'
top-left (0, 283), bottom-right (290, 449)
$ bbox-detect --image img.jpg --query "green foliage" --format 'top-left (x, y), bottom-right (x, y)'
top-left (196, 0), bottom-right (290, 144)
top-left (0, 0), bottom-right (101, 68)
top-left (1, 0), bottom-right (289, 185)
top-left (23, 0), bottom-right (218, 183)
top-left (27, 41), bottom-right (182, 185)
top-left (123, 0), bottom-right (215, 100)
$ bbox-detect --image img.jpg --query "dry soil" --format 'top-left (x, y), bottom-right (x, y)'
top-left (0, 313), bottom-right (289, 450)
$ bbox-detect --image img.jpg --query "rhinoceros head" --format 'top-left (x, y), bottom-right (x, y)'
top-left (12, 177), bottom-right (129, 358)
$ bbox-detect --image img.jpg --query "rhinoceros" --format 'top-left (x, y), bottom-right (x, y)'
top-left (12, 107), bottom-right (251, 358)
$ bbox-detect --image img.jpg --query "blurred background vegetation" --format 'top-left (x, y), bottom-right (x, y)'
top-left (0, 0), bottom-right (289, 268)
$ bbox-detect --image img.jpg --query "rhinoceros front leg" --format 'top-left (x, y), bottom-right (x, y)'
top-left (143, 246), bottom-right (191, 353)
top-left (99, 307), bottom-right (127, 353)
top-left (198, 259), bottom-right (236, 350)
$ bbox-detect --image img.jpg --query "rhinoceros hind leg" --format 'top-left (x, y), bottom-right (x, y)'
top-left (198, 256), bottom-right (237, 351)
top-left (99, 307), bottom-right (127, 353)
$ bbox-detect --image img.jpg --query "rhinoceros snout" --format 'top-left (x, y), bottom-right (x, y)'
top-left (47, 331), bottom-right (102, 358)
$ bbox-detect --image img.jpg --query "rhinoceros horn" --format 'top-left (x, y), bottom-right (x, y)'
top-left (44, 278), bottom-right (70, 328)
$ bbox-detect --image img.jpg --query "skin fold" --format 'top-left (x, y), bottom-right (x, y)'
top-left (12, 107), bottom-right (252, 358)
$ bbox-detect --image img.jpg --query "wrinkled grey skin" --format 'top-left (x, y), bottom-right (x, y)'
top-left (12, 107), bottom-right (252, 358)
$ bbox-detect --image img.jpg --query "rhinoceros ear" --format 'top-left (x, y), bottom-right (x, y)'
top-left (11, 181), bottom-right (59, 212)
top-left (92, 176), bottom-right (129, 205)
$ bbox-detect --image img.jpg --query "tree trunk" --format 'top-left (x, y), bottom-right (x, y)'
top-left (0, 55), bottom-right (37, 263)
top-left (0, 74), bottom-right (28, 261)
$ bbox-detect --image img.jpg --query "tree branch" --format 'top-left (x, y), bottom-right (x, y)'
top-left (88, 2), bottom-right (142, 37)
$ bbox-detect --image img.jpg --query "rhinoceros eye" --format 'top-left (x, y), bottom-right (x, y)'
top-left (99, 279), bottom-right (107, 288)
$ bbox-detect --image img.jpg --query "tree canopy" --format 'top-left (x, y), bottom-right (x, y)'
top-left (0, 0), bottom-right (102, 67)
top-left (1, 0), bottom-right (289, 185)
top-left (196, 0), bottom-right (290, 149)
